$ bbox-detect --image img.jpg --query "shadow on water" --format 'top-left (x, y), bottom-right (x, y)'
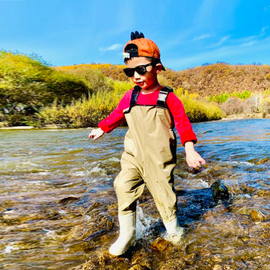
top-left (176, 180), bottom-right (231, 227)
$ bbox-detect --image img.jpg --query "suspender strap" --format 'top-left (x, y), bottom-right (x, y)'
top-left (126, 85), bottom-right (173, 113)
top-left (157, 86), bottom-right (173, 107)
top-left (130, 85), bottom-right (141, 107)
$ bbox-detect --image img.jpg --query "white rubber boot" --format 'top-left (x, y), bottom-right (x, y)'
top-left (164, 218), bottom-right (184, 244)
top-left (109, 212), bottom-right (136, 256)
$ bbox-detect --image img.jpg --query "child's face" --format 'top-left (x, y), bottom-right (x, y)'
top-left (125, 57), bottom-right (161, 91)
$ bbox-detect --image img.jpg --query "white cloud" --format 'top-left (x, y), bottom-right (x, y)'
top-left (99, 43), bottom-right (122, 52)
top-left (210, 35), bottom-right (230, 47)
top-left (193, 34), bottom-right (212, 41)
top-left (262, 26), bottom-right (269, 33)
top-left (240, 41), bottom-right (256, 47)
top-left (165, 37), bottom-right (270, 70)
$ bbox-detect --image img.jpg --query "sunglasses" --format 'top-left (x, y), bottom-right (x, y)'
top-left (123, 63), bottom-right (153, 77)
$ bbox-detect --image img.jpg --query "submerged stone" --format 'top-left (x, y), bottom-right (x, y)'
top-left (129, 265), bottom-right (147, 270)
top-left (131, 247), bottom-right (152, 269)
top-left (59, 196), bottom-right (80, 204)
top-left (250, 210), bottom-right (265, 222)
top-left (211, 179), bottom-right (230, 203)
top-left (255, 157), bottom-right (269, 165)
top-left (158, 258), bottom-right (186, 270)
top-left (150, 237), bottom-right (172, 252)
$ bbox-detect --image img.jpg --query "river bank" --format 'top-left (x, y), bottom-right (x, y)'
top-left (1, 113), bottom-right (270, 130)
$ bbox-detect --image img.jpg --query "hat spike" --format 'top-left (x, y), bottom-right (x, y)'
top-left (131, 31), bottom-right (145, 40)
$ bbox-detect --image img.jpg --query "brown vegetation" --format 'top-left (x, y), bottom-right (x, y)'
top-left (55, 63), bottom-right (270, 96)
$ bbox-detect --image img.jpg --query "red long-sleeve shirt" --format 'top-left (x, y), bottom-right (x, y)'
top-left (98, 88), bottom-right (197, 146)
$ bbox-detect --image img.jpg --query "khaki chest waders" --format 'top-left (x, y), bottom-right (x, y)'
top-left (114, 86), bottom-right (178, 223)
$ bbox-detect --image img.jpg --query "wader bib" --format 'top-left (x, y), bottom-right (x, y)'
top-left (114, 86), bottom-right (177, 223)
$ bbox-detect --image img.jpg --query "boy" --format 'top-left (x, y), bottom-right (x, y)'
top-left (89, 31), bottom-right (206, 256)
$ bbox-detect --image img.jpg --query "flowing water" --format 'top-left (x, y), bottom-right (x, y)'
top-left (0, 119), bottom-right (269, 270)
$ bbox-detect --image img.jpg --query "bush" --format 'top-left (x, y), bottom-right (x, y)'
top-left (36, 82), bottom-right (224, 127)
top-left (209, 90), bottom-right (251, 104)
top-left (234, 89), bottom-right (251, 100)
top-left (37, 80), bottom-right (133, 127)
top-left (175, 89), bottom-right (225, 122)
top-left (243, 94), bottom-right (262, 114)
top-left (259, 96), bottom-right (270, 114)
top-left (220, 97), bottom-right (244, 115)
top-left (209, 92), bottom-right (230, 103)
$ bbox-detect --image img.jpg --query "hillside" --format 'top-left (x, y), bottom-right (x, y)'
top-left (55, 63), bottom-right (270, 96)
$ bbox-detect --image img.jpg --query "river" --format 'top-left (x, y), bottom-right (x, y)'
top-left (0, 119), bottom-right (269, 270)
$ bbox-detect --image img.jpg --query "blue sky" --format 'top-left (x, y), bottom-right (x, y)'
top-left (1, 0), bottom-right (270, 70)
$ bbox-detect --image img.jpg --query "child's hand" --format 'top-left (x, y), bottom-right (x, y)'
top-left (185, 141), bottom-right (206, 169)
top-left (89, 128), bottom-right (104, 140)
top-left (186, 150), bottom-right (206, 169)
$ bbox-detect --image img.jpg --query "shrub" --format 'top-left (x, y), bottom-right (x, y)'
top-left (175, 89), bottom-right (225, 122)
top-left (209, 92), bottom-right (230, 103)
top-left (259, 96), bottom-right (270, 114)
top-left (36, 82), bottom-right (224, 127)
top-left (220, 97), bottom-right (244, 115)
top-left (233, 90), bottom-right (251, 100)
top-left (243, 94), bottom-right (262, 114)
top-left (37, 80), bottom-right (133, 127)
top-left (209, 90), bottom-right (251, 104)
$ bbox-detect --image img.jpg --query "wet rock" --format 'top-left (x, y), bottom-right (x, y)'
top-left (212, 255), bottom-right (223, 263)
top-left (199, 248), bottom-right (211, 257)
top-left (212, 265), bottom-right (222, 270)
top-left (250, 209), bottom-right (265, 222)
top-left (157, 258), bottom-right (186, 270)
top-left (253, 189), bottom-right (270, 198)
top-left (63, 212), bottom-right (114, 244)
top-left (72, 253), bottom-right (114, 270)
top-left (234, 205), bottom-right (266, 222)
top-left (212, 217), bottom-right (247, 236)
top-left (131, 248), bottom-right (152, 269)
top-left (64, 224), bottom-right (90, 242)
top-left (129, 265), bottom-right (148, 270)
top-left (255, 157), bottom-right (269, 165)
top-left (85, 202), bottom-right (101, 213)
top-left (151, 237), bottom-right (172, 252)
top-left (2, 209), bottom-right (20, 220)
top-left (211, 180), bottom-right (230, 203)
top-left (59, 196), bottom-right (80, 204)
top-left (184, 253), bottom-right (196, 265)
top-left (207, 164), bottom-right (233, 178)
top-left (239, 183), bottom-right (257, 195)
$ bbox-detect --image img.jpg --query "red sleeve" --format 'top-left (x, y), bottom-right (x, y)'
top-left (167, 92), bottom-right (197, 146)
top-left (98, 90), bottom-right (132, 133)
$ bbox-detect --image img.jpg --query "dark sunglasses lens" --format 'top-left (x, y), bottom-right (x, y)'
top-left (123, 68), bottom-right (134, 77)
top-left (136, 66), bottom-right (147, 75)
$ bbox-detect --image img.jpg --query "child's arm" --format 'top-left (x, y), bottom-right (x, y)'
top-left (88, 90), bottom-right (132, 141)
top-left (185, 141), bottom-right (206, 168)
top-left (89, 128), bottom-right (105, 140)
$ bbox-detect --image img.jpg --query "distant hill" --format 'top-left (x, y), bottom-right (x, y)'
top-left (55, 63), bottom-right (270, 96)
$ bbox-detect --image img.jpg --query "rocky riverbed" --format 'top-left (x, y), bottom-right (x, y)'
top-left (0, 119), bottom-right (269, 269)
